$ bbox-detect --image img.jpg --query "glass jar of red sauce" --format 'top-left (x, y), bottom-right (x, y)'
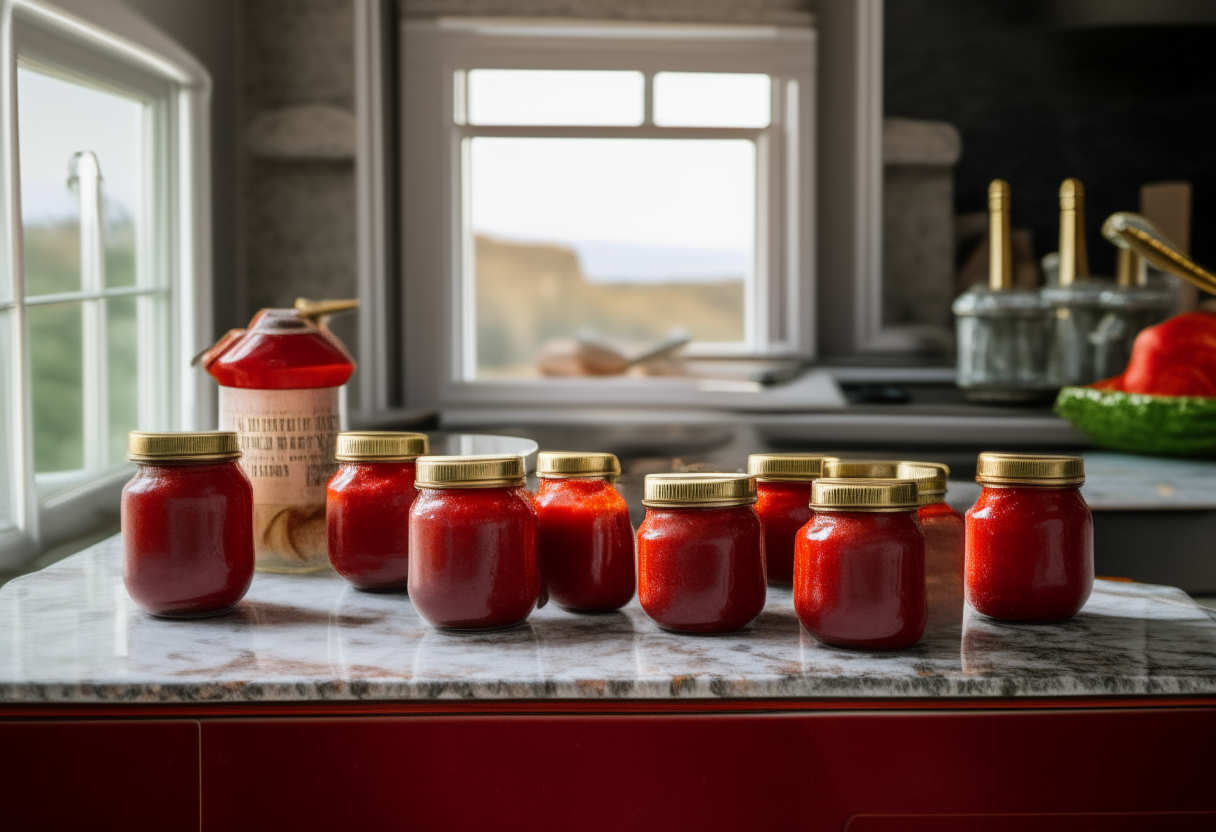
top-left (535, 451), bottom-right (634, 612)
top-left (200, 303), bottom-right (356, 574)
top-left (896, 461), bottom-right (964, 624)
top-left (822, 458), bottom-right (899, 480)
top-left (795, 478), bottom-right (926, 650)
top-left (966, 453), bottom-right (1093, 621)
top-left (121, 432), bottom-right (255, 618)
top-left (748, 454), bottom-right (834, 586)
top-left (409, 455), bottom-right (540, 630)
top-left (327, 431), bottom-right (429, 591)
top-left (637, 473), bottom-right (766, 634)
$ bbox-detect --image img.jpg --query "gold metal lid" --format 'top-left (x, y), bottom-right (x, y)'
top-left (335, 431), bottom-right (429, 462)
top-left (415, 454), bottom-right (526, 489)
top-left (810, 478), bottom-right (919, 512)
top-left (975, 452), bottom-right (1085, 486)
top-left (896, 461), bottom-right (949, 504)
top-left (822, 459), bottom-right (899, 479)
top-left (537, 451), bottom-right (621, 479)
top-left (129, 431), bottom-right (241, 463)
top-left (642, 473), bottom-right (756, 508)
top-left (747, 453), bottom-right (835, 482)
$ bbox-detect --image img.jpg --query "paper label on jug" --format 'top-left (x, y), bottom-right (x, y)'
top-left (219, 387), bottom-right (341, 567)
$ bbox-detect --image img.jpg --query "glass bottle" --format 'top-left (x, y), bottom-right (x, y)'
top-left (200, 300), bottom-right (357, 573)
top-left (953, 180), bottom-right (1050, 401)
top-left (749, 453), bottom-right (833, 585)
top-left (1043, 179), bottom-right (1110, 387)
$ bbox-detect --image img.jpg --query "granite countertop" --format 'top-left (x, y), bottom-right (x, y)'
top-left (2, 535), bottom-right (1215, 704)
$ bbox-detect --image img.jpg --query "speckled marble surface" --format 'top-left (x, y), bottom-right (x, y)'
top-left (2, 535), bottom-right (1215, 704)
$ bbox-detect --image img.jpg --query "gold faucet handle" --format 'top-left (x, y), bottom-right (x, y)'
top-left (294, 297), bottom-right (360, 322)
top-left (1102, 212), bottom-right (1216, 296)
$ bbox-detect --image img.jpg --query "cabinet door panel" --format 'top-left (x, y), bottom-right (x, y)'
top-left (201, 709), bottom-right (1216, 832)
top-left (0, 720), bottom-right (200, 832)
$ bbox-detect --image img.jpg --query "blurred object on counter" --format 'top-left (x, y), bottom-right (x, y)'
top-left (1140, 181), bottom-right (1195, 311)
top-left (200, 300), bottom-right (358, 573)
top-left (1041, 251), bottom-right (1060, 287)
top-left (882, 117), bottom-right (961, 352)
top-left (952, 180), bottom-right (1052, 402)
top-left (1043, 179), bottom-right (1110, 388)
top-left (1102, 212), bottom-right (1216, 298)
top-left (1091, 245), bottom-right (1173, 380)
top-left (537, 329), bottom-right (690, 376)
top-left (955, 221), bottom-right (1040, 293)
top-left (1056, 310), bottom-right (1216, 456)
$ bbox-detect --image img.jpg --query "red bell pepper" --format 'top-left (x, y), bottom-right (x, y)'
top-left (1094, 311), bottom-right (1216, 397)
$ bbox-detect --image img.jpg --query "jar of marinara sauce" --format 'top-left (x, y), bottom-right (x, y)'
top-left (327, 431), bottom-right (429, 591)
top-left (822, 458), bottom-right (899, 480)
top-left (535, 451), bottom-right (634, 612)
top-left (966, 453), bottom-right (1092, 621)
top-left (896, 461), bottom-right (964, 624)
top-left (409, 455), bottom-right (540, 630)
top-left (637, 473), bottom-right (766, 634)
top-left (795, 478), bottom-right (926, 650)
top-left (121, 432), bottom-right (255, 618)
top-left (748, 454), bottom-right (834, 585)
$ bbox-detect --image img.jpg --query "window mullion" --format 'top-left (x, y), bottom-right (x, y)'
top-left (71, 151), bottom-right (109, 471)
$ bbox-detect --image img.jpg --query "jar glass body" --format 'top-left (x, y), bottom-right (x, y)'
top-left (637, 505), bottom-right (766, 634)
top-left (121, 460), bottom-right (255, 617)
top-left (755, 480), bottom-right (814, 585)
top-left (966, 484), bottom-right (1094, 621)
top-left (919, 500), bottom-right (965, 626)
top-left (536, 477), bottom-right (635, 612)
top-left (953, 288), bottom-right (1051, 401)
top-left (794, 509), bottom-right (926, 650)
top-left (327, 460), bottom-right (417, 591)
top-left (408, 485), bottom-right (540, 629)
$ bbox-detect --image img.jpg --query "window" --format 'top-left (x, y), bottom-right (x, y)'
top-left (0, 0), bottom-right (211, 562)
top-left (401, 19), bottom-right (815, 409)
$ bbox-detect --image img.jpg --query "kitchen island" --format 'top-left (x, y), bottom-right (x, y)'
top-left (2, 536), bottom-right (1215, 830)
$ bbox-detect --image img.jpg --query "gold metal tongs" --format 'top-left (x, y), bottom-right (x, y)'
top-left (1102, 212), bottom-right (1216, 296)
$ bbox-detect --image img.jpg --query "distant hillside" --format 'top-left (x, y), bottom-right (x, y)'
top-left (475, 234), bottom-right (744, 376)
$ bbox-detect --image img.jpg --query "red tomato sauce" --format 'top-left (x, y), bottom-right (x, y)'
top-left (202, 309), bottom-right (354, 389)
top-left (536, 478), bottom-right (635, 612)
top-left (409, 486), bottom-right (540, 629)
top-left (919, 500), bottom-right (965, 626)
top-left (755, 481), bottom-right (814, 584)
top-left (121, 460), bottom-right (255, 617)
top-left (327, 461), bottom-right (417, 591)
top-left (966, 485), bottom-right (1093, 621)
top-left (795, 510), bottom-right (926, 650)
top-left (637, 506), bottom-right (767, 634)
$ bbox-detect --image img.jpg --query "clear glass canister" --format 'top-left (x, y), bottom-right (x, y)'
top-left (1090, 249), bottom-right (1174, 381)
top-left (953, 287), bottom-right (1051, 400)
top-left (1043, 282), bottom-right (1109, 387)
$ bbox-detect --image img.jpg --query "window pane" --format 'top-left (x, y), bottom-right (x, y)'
top-left (107, 296), bottom-right (139, 464)
top-left (467, 70), bottom-right (644, 126)
top-left (653, 72), bottom-right (771, 128)
top-left (29, 302), bottom-right (84, 473)
top-left (469, 137), bottom-right (754, 378)
top-left (0, 311), bottom-right (12, 530)
top-left (17, 67), bottom-right (144, 294)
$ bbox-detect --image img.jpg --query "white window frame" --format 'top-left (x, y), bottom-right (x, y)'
top-left (0, 0), bottom-right (212, 566)
top-left (401, 18), bottom-right (815, 413)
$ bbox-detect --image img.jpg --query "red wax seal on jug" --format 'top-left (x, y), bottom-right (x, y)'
top-left (199, 298), bottom-right (357, 572)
